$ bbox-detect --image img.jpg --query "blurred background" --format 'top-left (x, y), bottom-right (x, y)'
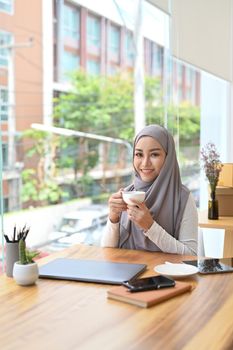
top-left (0, 0), bottom-right (232, 258)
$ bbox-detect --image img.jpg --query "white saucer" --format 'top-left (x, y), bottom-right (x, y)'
top-left (154, 262), bottom-right (198, 279)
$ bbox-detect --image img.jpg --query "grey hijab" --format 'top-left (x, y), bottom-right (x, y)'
top-left (119, 124), bottom-right (190, 251)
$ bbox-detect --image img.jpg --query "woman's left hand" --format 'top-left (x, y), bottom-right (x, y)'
top-left (127, 201), bottom-right (154, 231)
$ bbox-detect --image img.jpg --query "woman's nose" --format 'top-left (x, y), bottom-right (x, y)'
top-left (142, 156), bottom-right (151, 166)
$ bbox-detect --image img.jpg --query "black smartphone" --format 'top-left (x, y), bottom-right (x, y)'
top-left (122, 275), bottom-right (175, 293)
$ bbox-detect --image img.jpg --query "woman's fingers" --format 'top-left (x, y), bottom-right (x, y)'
top-left (127, 202), bottom-right (153, 230)
top-left (109, 191), bottom-right (127, 212)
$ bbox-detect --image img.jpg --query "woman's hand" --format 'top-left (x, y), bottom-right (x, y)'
top-left (108, 189), bottom-right (127, 223)
top-left (127, 201), bottom-right (154, 231)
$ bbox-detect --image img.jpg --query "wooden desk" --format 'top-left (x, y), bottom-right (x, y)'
top-left (1, 245), bottom-right (233, 350)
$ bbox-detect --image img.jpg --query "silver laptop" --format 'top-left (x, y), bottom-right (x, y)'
top-left (39, 258), bottom-right (147, 284)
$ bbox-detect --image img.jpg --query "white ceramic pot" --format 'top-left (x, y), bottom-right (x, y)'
top-left (13, 261), bottom-right (39, 286)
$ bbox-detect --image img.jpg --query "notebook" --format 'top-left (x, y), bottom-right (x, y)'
top-left (107, 281), bottom-right (192, 308)
top-left (39, 258), bottom-right (147, 284)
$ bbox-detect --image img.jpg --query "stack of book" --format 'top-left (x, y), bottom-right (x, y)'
top-left (107, 281), bottom-right (192, 308)
top-left (217, 163), bottom-right (233, 216)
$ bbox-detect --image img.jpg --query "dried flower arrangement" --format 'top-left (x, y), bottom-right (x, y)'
top-left (200, 142), bottom-right (223, 198)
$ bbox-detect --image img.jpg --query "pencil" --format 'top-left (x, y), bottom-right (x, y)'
top-left (13, 225), bottom-right (16, 242)
top-left (4, 234), bottom-right (10, 243)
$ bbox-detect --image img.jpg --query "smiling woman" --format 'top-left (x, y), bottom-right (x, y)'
top-left (101, 124), bottom-right (198, 255)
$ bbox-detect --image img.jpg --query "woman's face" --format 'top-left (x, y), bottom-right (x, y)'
top-left (133, 136), bottom-right (166, 182)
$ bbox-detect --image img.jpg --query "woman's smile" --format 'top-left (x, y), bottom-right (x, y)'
top-left (140, 168), bottom-right (154, 174)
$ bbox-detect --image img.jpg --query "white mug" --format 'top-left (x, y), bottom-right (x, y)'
top-left (122, 191), bottom-right (145, 205)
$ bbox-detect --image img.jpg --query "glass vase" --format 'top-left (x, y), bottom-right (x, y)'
top-left (208, 191), bottom-right (219, 220)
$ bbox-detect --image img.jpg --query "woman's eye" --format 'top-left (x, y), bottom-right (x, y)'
top-left (151, 153), bottom-right (159, 157)
top-left (135, 153), bottom-right (143, 158)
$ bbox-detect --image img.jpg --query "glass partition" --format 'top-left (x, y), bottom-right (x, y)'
top-left (0, 121), bottom-right (4, 273)
top-left (2, 0), bottom-right (230, 263)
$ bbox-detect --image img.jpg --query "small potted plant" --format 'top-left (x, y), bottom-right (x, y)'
top-left (13, 226), bottom-right (40, 286)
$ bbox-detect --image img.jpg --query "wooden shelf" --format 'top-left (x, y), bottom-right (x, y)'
top-left (199, 210), bottom-right (233, 229)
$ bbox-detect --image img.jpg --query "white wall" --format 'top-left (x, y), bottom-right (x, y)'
top-left (200, 72), bottom-right (230, 210)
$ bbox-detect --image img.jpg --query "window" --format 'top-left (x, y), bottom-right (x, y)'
top-left (186, 67), bottom-right (193, 87)
top-left (125, 31), bottom-right (134, 66)
top-left (0, 0), bottom-right (13, 14)
top-left (175, 63), bottom-right (184, 101)
top-left (3, 197), bottom-right (9, 213)
top-left (0, 0), bottom-right (204, 259)
top-left (62, 51), bottom-right (80, 79)
top-left (87, 15), bottom-right (101, 49)
top-left (87, 60), bottom-right (100, 75)
top-left (63, 4), bottom-right (80, 41)
top-left (2, 143), bottom-right (8, 168)
top-left (109, 24), bottom-right (120, 60)
top-left (185, 68), bottom-right (196, 103)
top-left (0, 31), bottom-right (12, 67)
top-left (177, 63), bottom-right (183, 83)
top-left (151, 44), bottom-right (162, 76)
top-left (0, 87), bottom-right (8, 121)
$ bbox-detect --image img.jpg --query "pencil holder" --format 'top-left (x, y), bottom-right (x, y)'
top-left (6, 242), bottom-right (19, 277)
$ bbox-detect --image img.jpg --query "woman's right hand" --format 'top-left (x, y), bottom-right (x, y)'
top-left (108, 188), bottom-right (127, 223)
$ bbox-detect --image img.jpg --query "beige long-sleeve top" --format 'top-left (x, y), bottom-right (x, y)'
top-left (101, 193), bottom-right (198, 255)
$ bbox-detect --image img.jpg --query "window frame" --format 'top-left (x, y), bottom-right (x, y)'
top-left (125, 30), bottom-right (134, 66)
top-left (108, 23), bottom-right (120, 61)
top-left (87, 59), bottom-right (100, 75)
top-left (63, 3), bottom-right (80, 44)
top-left (61, 50), bottom-right (80, 79)
top-left (2, 142), bottom-right (8, 169)
top-left (0, 86), bottom-right (8, 121)
top-left (87, 13), bottom-right (101, 50)
top-left (0, 30), bottom-right (12, 68)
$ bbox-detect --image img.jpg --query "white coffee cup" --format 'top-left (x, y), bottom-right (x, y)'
top-left (122, 191), bottom-right (145, 205)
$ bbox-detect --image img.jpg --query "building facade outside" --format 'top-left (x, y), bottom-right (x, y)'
top-left (0, 0), bottom-right (200, 212)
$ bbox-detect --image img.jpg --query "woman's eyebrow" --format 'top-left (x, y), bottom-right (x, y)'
top-left (135, 147), bottom-right (161, 151)
top-left (149, 148), bottom-right (162, 151)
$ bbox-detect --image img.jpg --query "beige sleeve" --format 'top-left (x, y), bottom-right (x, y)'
top-left (100, 219), bottom-right (120, 247)
top-left (144, 193), bottom-right (198, 255)
top-left (101, 193), bottom-right (198, 254)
